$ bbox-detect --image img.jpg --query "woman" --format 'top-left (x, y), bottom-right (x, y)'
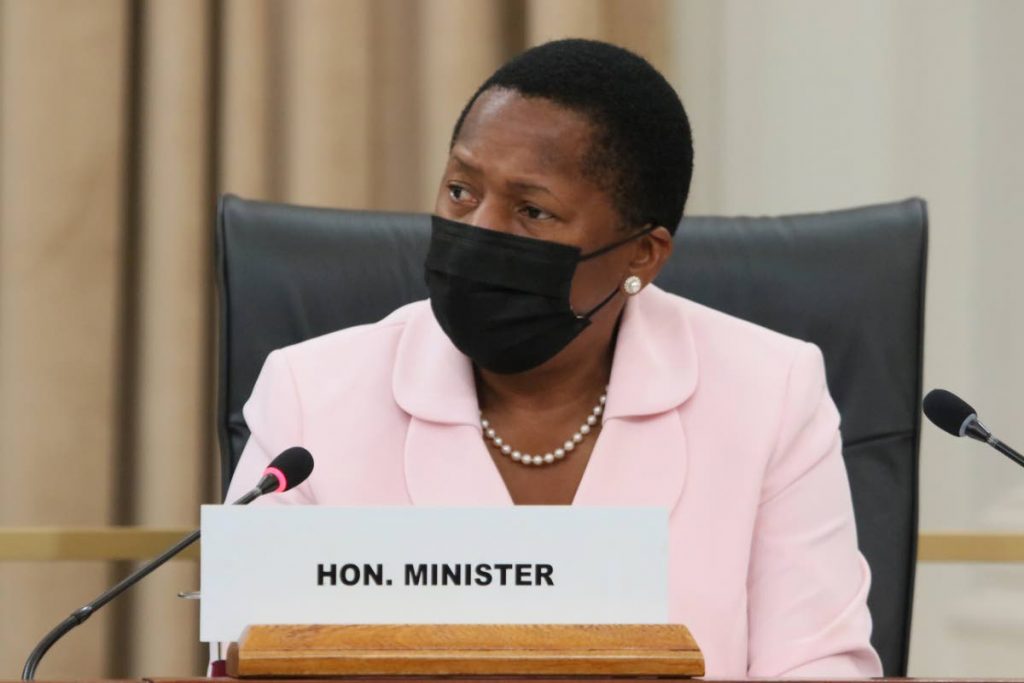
top-left (225, 39), bottom-right (882, 677)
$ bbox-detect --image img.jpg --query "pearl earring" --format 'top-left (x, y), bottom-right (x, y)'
top-left (622, 275), bottom-right (643, 295)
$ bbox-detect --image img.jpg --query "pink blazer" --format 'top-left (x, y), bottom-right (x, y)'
top-left (225, 285), bottom-right (882, 678)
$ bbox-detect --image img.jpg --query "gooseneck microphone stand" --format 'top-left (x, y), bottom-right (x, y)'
top-left (21, 487), bottom-right (265, 680)
top-left (967, 419), bottom-right (1024, 469)
top-left (21, 529), bottom-right (201, 680)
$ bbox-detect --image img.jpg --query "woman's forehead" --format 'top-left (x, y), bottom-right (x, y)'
top-left (453, 89), bottom-right (596, 179)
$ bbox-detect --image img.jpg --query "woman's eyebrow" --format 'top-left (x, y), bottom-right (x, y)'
top-left (450, 154), bottom-right (481, 174)
top-left (452, 151), bottom-right (559, 199)
top-left (507, 180), bottom-right (556, 197)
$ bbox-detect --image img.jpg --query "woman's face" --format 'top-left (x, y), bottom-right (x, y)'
top-left (434, 87), bottom-right (648, 317)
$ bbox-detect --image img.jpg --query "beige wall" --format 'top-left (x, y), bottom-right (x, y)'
top-left (0, 0), bottom-right (1021, 678)
top-left (669, 0), bottom-right (1024, 676)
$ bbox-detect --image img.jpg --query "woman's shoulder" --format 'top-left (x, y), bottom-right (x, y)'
top-left (271, 299), bottom-right (431, 386)
top-left (645, 285), bottom-right (814, 372)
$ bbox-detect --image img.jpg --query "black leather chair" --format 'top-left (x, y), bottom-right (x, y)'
top-left (216, 194), bottom-right (927, 676)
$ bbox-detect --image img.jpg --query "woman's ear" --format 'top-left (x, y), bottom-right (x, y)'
top-left (628, 225), bottom-right (674, 286)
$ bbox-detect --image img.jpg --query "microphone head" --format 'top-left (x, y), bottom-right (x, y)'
top-left (262, 447), bottom-right (314, 493)
top-left (923, 388), bottom-right (978, 437)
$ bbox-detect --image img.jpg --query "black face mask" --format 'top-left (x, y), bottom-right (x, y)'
top-left (424, 215), bottom-right (654, 374)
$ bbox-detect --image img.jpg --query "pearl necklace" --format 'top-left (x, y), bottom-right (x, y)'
top-left (480, 392), bottom-right (607, 467)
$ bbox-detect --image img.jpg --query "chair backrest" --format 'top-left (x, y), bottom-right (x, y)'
top-left (216, 194), bottom-right (927, 676)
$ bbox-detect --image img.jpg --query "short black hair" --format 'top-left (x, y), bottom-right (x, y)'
top-left (450, 38), bottom-right (694, 234)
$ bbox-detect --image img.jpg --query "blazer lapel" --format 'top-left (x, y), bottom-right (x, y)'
top-left (574, 285), bottom-right (699, 510)
top-left (403, 418), bottom-right (513, 505)
top-left (572, 410), bottom-right (689, 509)
top-left (393, 302), bottom-right (512, 506)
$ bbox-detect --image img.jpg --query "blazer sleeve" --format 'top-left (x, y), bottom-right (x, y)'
top-left (746, 342), bottom-right (883, 677)
top-left (223, 349), bottom-right (313, 505)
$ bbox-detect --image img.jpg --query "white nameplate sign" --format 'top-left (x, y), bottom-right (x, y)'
top-left (200, 506), bottom-right (668, 642)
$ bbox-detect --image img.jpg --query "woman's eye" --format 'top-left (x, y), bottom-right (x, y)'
top-left (522, 205), bottom-right (554, 221)
top-left (447, 184), bottom-right (473, 203)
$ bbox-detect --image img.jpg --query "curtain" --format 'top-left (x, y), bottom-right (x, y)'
top-left (0, 0), bottom-right (668, 677)
top-left (9, 0), bottom-right (1021, 677)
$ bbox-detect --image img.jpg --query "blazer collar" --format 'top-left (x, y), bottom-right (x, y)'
top-left (393, 286), bottom-right (699, 509)
top-left (392, 301), bottom-right (481, 426)
top-left (393, 285), bottom-right (699, 424)
top-left (602, 284), bottom-right (699, 420)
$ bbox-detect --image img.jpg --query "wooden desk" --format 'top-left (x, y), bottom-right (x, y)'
top-left (10, 678), bottom-right (1024, 683)
top-left (207, 679), bottom-right (1021, 683)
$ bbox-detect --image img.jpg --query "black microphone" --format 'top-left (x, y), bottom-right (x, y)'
top-left (21, 447), bottom-right (314, 681)
top-left (239, 446), bottom-right (315, 504)
top-left (923, 389), bottom-right (1024, 469)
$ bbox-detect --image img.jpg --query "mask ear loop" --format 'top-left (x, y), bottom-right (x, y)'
top-left (578, 224), bottom-right (657, 261)
top-left (574, 284), bottom-right (621, 320)
top-left (574, 223), bottom-right (657, 319)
